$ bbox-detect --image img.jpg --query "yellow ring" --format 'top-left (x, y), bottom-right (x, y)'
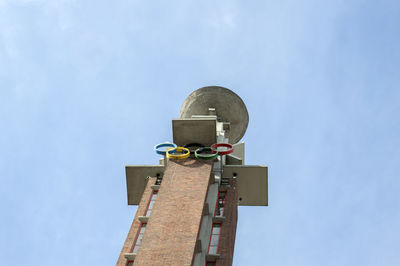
top-left (166, 147), bottom-right (190, 159)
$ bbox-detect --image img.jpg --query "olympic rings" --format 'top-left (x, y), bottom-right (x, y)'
top-left (184, 143), bottom-right (205, 154)
top-left (154, 142), bottom-right (177, 155)
top-left (166, 147), bottom-right (190, 159)
top-left (195, 147), bottom-right (219, 160)
top-left (210, 143), bottom-right (234, 155)
top-left (155, 142), bottom-right (234, 159)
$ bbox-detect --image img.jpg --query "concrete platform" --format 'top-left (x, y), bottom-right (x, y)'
top-left (126, 163), bottom-right (268, 207)
top-left (125, 165), bottom-right (164, 205)
top-left (172, 118), bottom-right (217, 147)
top-left (223, 165), bottom-right (268, 206)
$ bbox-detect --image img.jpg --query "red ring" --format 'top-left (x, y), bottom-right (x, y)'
top-left (210, 143), bottom-right (234, 155)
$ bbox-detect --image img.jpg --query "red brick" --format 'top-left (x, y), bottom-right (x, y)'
top-left (118, 158), bottom-right (213, 266)
top-left (116, 176), bottom-right (156, 266)
top-left (216, 178), bottom-right (238, 266)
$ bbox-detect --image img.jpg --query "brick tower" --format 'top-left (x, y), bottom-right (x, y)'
top-left (116, 86), bottom-right (268, 266)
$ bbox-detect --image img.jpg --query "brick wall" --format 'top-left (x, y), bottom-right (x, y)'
top-left (132, 158), bottom-right (213, 266)
top-left (216, 178), bottom-right (238, 266)
top-left (116, 177), bottom-right (156, 266)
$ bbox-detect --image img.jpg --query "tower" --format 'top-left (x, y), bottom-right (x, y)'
top-left (116, 86), bottom-right (268, 266)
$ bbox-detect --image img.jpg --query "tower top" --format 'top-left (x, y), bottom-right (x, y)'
top-left (179, 86), bottom-right (249, 143)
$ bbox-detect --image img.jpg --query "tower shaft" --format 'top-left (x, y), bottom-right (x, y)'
top-left (117, 86), bottom-right (268, 266)
top-left (117, 159), bottom-right (238, 266)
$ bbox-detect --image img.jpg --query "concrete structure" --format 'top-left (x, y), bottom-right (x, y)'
top-left (116, 86), bottom-right (268, 266)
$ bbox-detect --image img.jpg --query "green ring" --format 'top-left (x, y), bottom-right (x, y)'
top-left (195, 147), bottom-right (219, 160)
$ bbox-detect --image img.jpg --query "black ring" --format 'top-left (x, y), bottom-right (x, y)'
top-left (184, 143), bottom-right (206, 154)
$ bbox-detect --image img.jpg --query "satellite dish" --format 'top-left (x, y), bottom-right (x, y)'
top-left (180, 86), bottom-right (249, 144)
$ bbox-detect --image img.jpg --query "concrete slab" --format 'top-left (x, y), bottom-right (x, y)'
top-left (126, 165), bottom-right (164, 205)
top-left (124, 253), bottom-right (136, 260)
top-left (232, 142), bottom-right (245, 163)
top-left (225, 154), bottom-right (243, 165)
top-left (223, 165), bottom-right (268, 206)
top-left (172, 118), bottom-right (217, 147)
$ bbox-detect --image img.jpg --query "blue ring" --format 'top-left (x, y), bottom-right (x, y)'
top-left (154, 142), bottom-right (177, 155)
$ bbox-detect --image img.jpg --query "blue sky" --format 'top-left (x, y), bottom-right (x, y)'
top-left (1, 0), bottom-right (399, 265)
